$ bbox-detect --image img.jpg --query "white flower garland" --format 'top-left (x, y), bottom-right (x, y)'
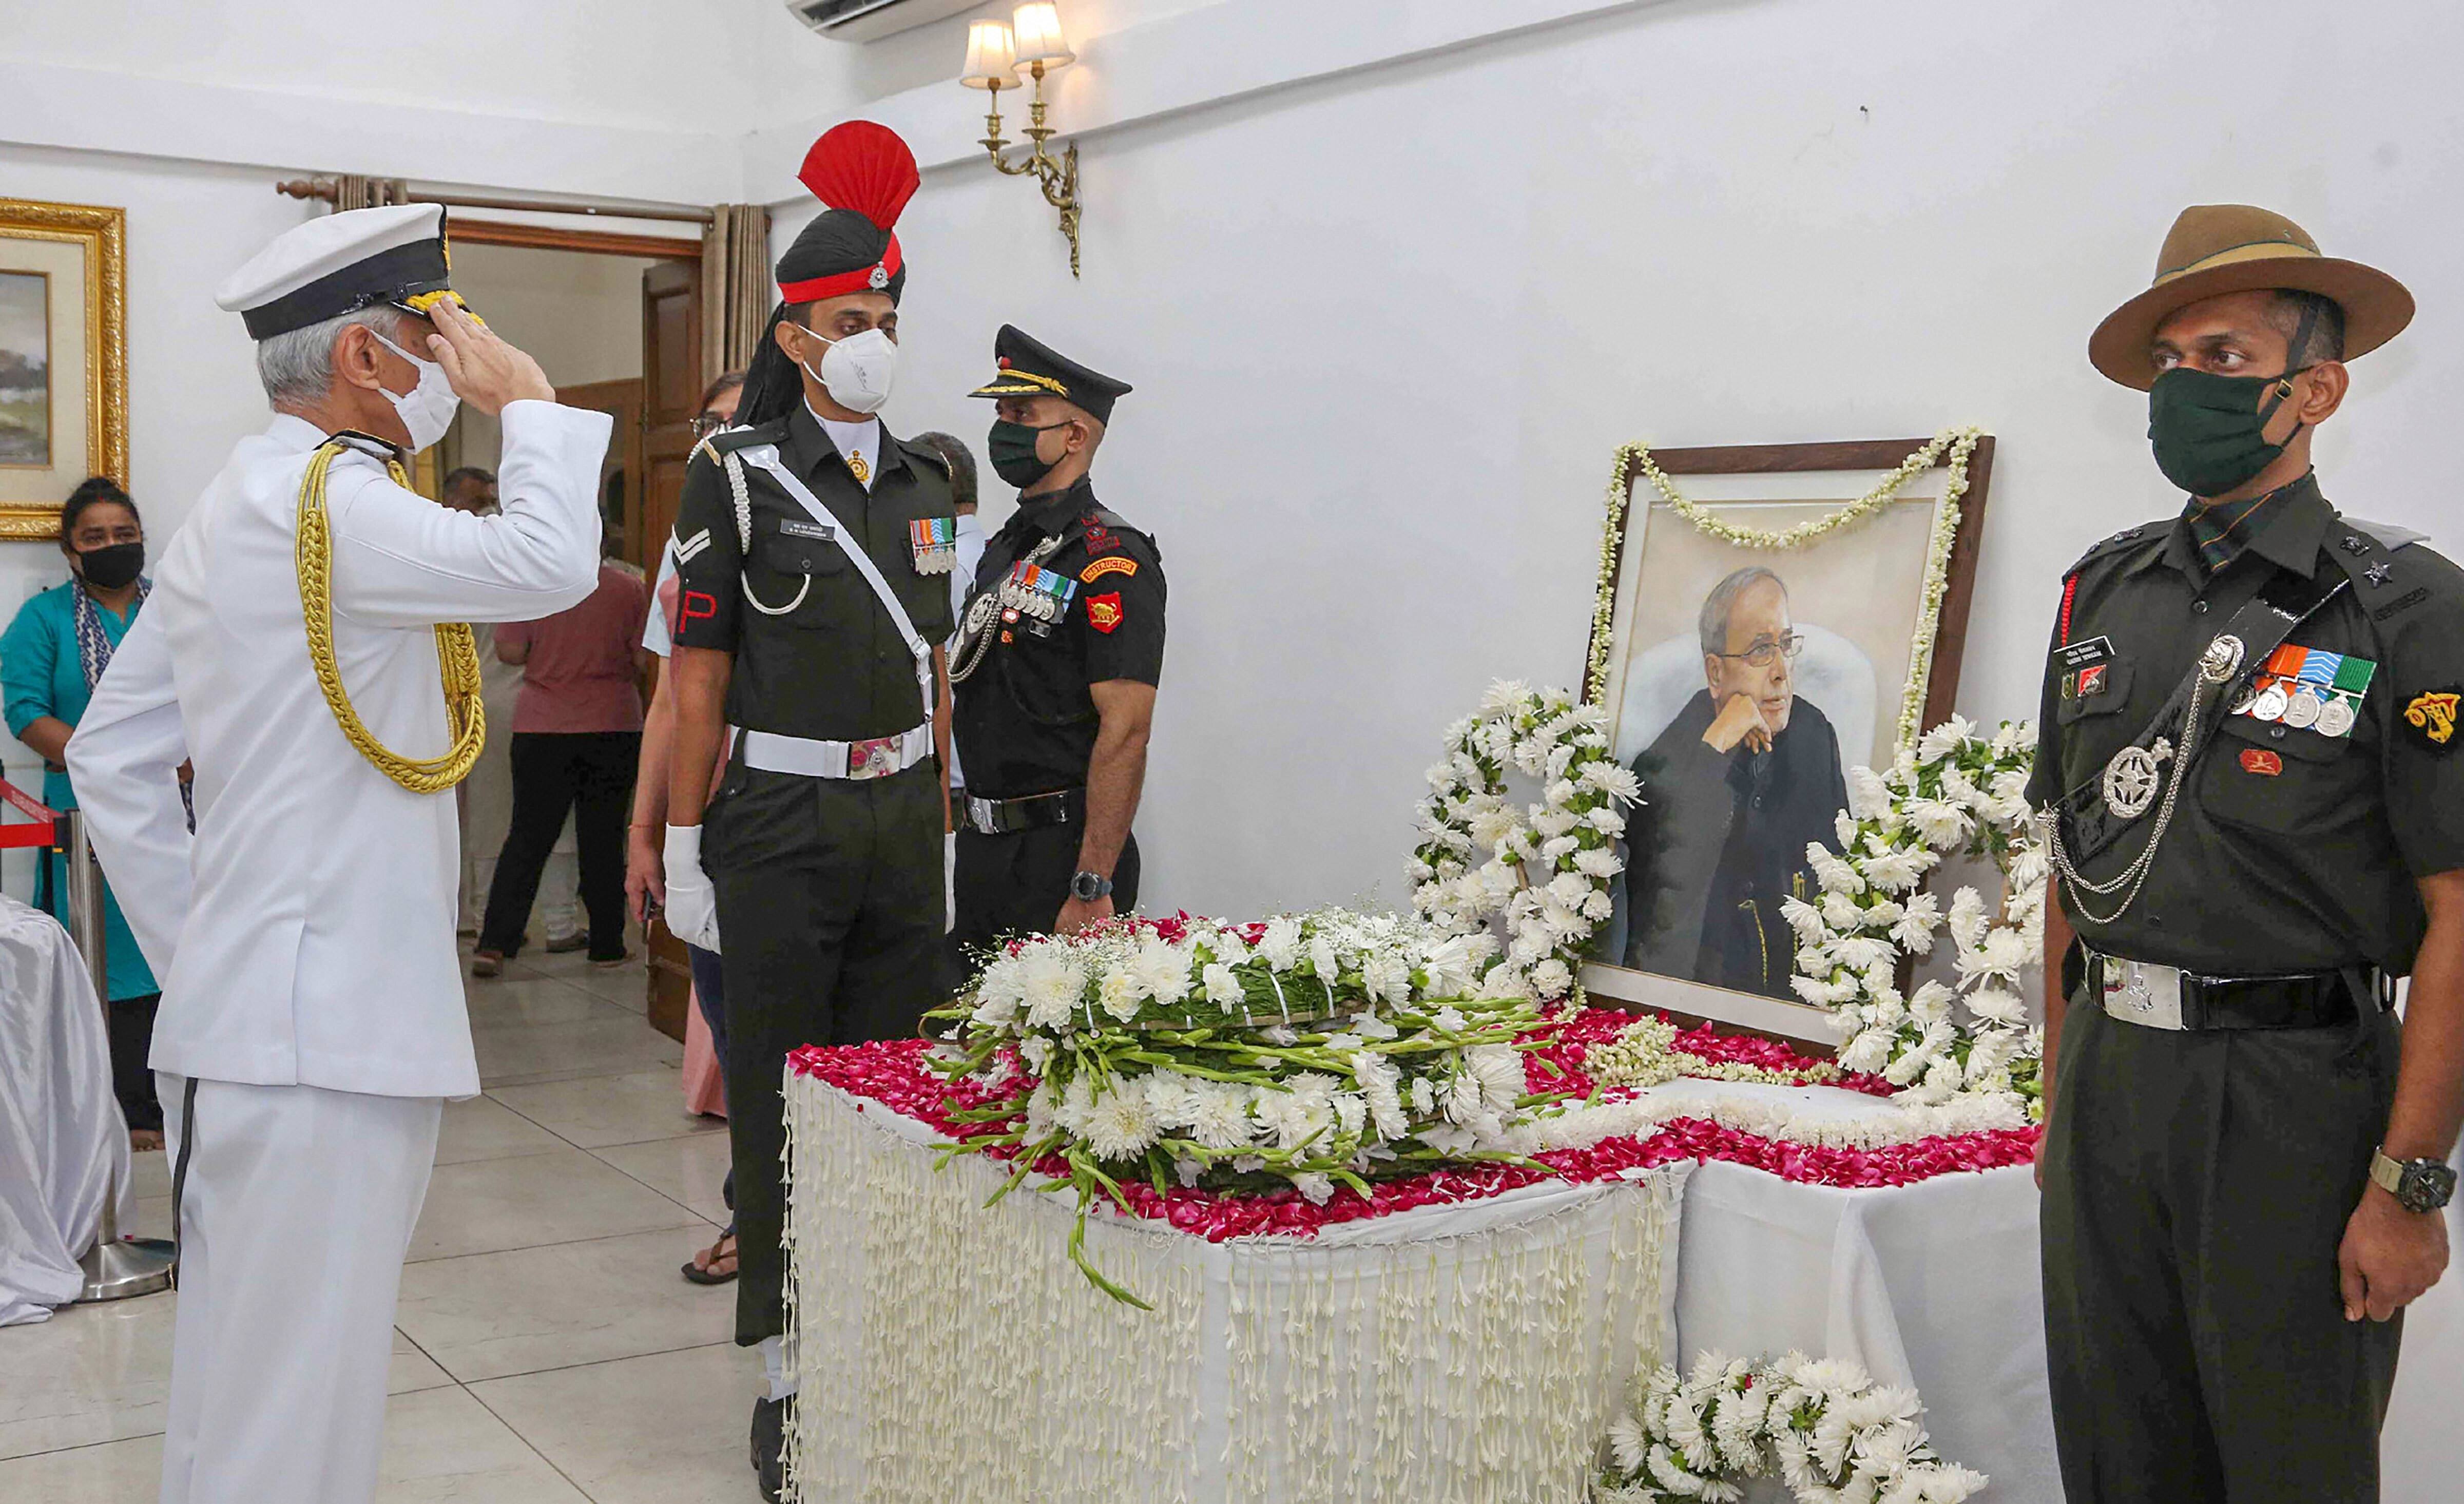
top-left (1409, 681), bottom-right (1642, 1000)
top-left (1594, 1350), bottom-right (1988, 1503)
top-left (1782, 716), bottom-right (2047, 1115)
top-left (1537, 1081), bottom-right (2029, 1154)
top-left (1585, 1014), bottom-right (1840, 1091)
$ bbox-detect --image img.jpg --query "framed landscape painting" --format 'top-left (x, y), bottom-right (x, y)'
top-left (1578, 433), bottom-right (1996, 1041)
top-left (0, 200), bottom-right (127, 541)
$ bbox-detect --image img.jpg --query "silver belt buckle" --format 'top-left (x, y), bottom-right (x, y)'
top-left (967, 795), bottom-right (997, 834)
top-left (2101, 956), bottom-right (2186, 1030)
top-left (846, 736), bottom-right (899, 780)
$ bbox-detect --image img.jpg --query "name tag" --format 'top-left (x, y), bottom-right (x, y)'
top-left (2056, 636), bottom-right (2113, 670)
top-left (780, 519), bottom-right (835, 542)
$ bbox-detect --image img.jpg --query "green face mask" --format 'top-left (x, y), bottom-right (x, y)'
top-left (2144, 299), bottom-right (2320, 497)
top-left (988, 419), bottom-right (1068, 489)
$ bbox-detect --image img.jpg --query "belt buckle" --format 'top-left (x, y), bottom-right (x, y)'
top-left (846, 736), bottom-right (898, 780)
top-left (2101, 957), bottom-right (2186, 1030)
top-left (968, 795), bottom-right (997, 834)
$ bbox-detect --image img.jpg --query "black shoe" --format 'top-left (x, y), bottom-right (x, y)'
top-left (752, 1393), bottom-right (791, 1502)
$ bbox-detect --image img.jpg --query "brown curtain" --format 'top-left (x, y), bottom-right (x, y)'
top-left (702, 203), bottom-right (772, 384)
top-left (332, 176), bottom-right (411, 212)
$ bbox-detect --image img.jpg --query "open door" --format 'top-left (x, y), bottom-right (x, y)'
top-left (639, 258), bottom-right (703, 1044)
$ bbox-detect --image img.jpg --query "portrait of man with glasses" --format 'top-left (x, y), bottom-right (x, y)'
top-left (1617, 564), bottom-right (1851, 995)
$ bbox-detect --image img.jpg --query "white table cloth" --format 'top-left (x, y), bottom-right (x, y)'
top-left (784, 1079), bottom-right (1687, 1504)
top-left (0, 893), bottom-right (131, 1326)
top-left (1657, 1075), bottom-right (2463, 1504)
top-left (787, 1068), bottom-right (2463, 1503)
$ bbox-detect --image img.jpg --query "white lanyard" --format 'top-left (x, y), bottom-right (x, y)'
top-left (725, 445), bottom-right (933, 724)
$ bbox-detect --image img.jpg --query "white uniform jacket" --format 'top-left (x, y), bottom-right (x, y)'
top-left (67, 402), bottom-right (612, 1098)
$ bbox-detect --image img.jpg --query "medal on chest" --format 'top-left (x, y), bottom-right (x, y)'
top-left (999, 561), bottom-right (1078, 623)
top-left (907, 516), bottom-right (958, 575)
top-left (2235, 643), bottom-right (2375, 740)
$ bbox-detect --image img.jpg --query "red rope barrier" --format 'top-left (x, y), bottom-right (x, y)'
top-left (0, 776), bottom-right (63, 849)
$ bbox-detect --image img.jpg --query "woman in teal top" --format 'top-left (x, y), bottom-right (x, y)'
top-left (2, 475), bottom-right (163, 1146)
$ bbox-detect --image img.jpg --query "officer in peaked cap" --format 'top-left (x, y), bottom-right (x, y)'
top-left (949, 325), bottom-right (1165, 952)
top-left (656, 120), bottom-right (957, 1501)
top-left (71, 201), bottom-right (609, 1503)
top-left (2034, 203), bottom-right (2463, 1501)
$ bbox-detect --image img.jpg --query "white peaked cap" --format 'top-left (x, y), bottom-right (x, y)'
top-left (215, 203), bottom-right (458, 339)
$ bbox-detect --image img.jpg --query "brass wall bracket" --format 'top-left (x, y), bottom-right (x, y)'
top-left (981, 64), bottom-right (1082, 278)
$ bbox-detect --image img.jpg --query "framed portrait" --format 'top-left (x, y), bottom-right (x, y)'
top-left (1578, 433), bottom-right (1996, 1042)
top-left (0, 199), bottom-right (128, 541)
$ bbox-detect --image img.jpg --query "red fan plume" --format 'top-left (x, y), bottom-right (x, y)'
top-left (798, 122), bottom-right (920, 232)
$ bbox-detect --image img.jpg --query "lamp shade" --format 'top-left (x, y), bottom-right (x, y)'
top-left (1010, 3), bottom-right (1074, 69)
top-left (961, 20), bottom-right (1017, 88)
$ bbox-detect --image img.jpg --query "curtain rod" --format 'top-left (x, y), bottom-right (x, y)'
top-left (275, 179), bottom-right (713, 225)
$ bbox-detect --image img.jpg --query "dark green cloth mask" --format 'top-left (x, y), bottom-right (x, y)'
top-left (988, 419), bottom-right (1069, 489)
top-left (2145, 298), bottom-right (2320, 497)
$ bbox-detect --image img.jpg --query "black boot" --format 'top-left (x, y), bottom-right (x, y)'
top-left (751, 1392), bottom-right (791, 1502)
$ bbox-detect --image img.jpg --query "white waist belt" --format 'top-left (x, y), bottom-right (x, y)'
top-left (738, 725), bottom-right (934, 781)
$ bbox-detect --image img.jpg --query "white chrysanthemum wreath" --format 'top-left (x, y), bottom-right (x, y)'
top-left (1593, 1350), bottom-right (1987, 1503)
top-left (1782, 715), bottom-right (2047, 1115)
top-left (1409, 681), bottom-right (1643, 1001)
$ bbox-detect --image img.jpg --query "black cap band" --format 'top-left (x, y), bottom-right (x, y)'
top-left (240, 239), bottom-right (452, 340)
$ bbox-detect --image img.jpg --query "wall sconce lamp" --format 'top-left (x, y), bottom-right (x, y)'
top-left (961, 4), bottom-right (1082, 277)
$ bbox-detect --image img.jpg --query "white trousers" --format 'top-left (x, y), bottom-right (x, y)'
top-left (157, 1073), bottom-right (442, 1504)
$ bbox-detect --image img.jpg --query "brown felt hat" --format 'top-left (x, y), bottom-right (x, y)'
top-left (2089, 204), bottom-right (2414, 389)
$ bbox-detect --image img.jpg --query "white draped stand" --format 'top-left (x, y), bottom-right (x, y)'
top-left (0, 894), bottom-right (132, 1326)
top-left (785, 1081), bottom-right (1686, 1504)
top-left (784, 1070), bottom-right (2463, 1504)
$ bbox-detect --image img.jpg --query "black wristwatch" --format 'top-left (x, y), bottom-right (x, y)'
top-left (2370, 1148), bottom-right (2458, 1213)
top-left (1069, 870), bottom-right (1113, 902)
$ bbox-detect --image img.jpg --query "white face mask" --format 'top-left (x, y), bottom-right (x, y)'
top-left (369, 330), bottom-right (462, 454)
top-left (799, 326), bottom-right (898, 416)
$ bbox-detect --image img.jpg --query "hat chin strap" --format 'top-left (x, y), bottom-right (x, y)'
top-left (2253, 297), bottom-right (2323, 449)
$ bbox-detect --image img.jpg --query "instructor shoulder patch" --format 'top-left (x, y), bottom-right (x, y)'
top-left (1081, 555), bottom-right (1138, 584)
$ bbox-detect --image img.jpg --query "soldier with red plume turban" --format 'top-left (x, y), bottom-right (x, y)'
top-left (655, 121), bottom-right (960, 1502)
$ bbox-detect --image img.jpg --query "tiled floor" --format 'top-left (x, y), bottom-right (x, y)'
top-left (0, 946), bottom-right (766, 1501)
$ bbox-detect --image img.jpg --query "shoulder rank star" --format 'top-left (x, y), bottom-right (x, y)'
top-left (907, 516), bottom-right (957, 575)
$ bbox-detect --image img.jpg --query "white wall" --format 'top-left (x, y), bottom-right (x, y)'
top-left (0, 143), bottom-right (320, 821)
top-left (767, 0), bottom-right (2464, 927)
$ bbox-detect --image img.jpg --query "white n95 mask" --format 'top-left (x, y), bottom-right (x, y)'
top-left (369, 330), bottom-right (463, 454)
top-left (801, 327), bottom-right (898, 415)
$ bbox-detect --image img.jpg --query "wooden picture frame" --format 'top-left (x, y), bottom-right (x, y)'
top-left (1576, 434), bottom-right (1997, 1042)
top-left (0, 199), bottom-right (127, 541)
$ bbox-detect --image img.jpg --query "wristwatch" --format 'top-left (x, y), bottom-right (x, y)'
top-left (1069, 870), bottom-right (1113, 903)
top-left (2370, 1148), bottom-right (2458, 1214)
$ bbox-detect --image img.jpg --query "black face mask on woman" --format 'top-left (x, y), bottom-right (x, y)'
top-left (76, 541), bottom-right (145, 591)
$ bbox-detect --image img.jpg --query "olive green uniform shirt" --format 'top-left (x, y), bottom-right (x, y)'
top-left (2028, 473), bottom-right (2464, 976)
top-left (669, 407), bottom-right (956, 740)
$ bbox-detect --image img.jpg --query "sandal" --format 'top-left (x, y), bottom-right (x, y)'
top-left (681, 1230), bottom-right (738, 1285)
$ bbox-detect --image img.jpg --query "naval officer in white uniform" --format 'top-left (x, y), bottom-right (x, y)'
top-left (68, 203), bottom-right (611, 1504)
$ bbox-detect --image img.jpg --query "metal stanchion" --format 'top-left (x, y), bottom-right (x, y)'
top-left (69, 810), bottom-right (175, 1302)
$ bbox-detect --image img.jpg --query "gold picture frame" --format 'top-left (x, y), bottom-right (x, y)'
top-left (0, 198), bottom-right (128, 541)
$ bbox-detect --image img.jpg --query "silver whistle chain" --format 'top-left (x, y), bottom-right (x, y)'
top-left (2045, 633), bottom-right (2242, 925)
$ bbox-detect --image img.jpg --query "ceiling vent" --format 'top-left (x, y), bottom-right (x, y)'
top-left (785, 0), bottom-right (985, 43)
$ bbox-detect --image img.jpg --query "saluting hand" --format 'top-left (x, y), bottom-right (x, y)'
top-left (421, 299), bottom-right (556, 417)
top-left (2338, 1186), bottom-right (2450, 1322)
